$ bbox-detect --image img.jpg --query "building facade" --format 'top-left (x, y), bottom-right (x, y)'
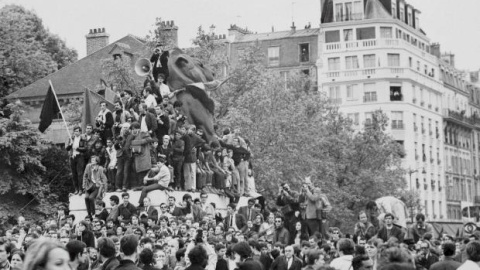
top-left (318, 0), bottom-right (472, 224)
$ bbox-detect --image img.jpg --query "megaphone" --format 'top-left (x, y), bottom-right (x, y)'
top-left (464, 222), bottom-right (477, 235)
top-left (135, 58), bottom-right (152, 77)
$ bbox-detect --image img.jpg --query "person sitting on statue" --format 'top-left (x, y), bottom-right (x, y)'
top-left (138, 154), bottom-right (172, 207)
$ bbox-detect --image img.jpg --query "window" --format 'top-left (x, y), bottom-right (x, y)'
top-left (328, 57), bottom-right (341, 71)
top-left (346, 84), bottom-right (357, 100)
top-left (356, 27), bottom-right (376, 40)
top-left (392, 7), bottom-right (397, 18)
top-left (325, 30), bottom-right (340, 43)
top-left (344, 29), bottom-right (353, 41)
top-left (387, 54), bottom-right (400, 67)
top-left (409, 57), bottom-right (412, 68)
top-left (417, 61), bottom-right (420, 71)
top-left (380, 27), bottom-right (393, 38)
top-left (364, 83), bottom-right (377, 102)
top-left (363, 54), bottom-right (376, 68)
top-left (345, 2), bottom-right (353, 21)
top-left (391, 111), bottom-right (404, 129)
top-left (345, 56), bottom-right (359, 70)
top-left (329, 86), bottom-right (341, 104)
top-left (268, 47), bottom-right (280, 66)
top-left (390, 86), bottom-right (403, 101)
top-left (365, 112), bottom-right (373, 126)
top-left (347, 113), bottom-right (360, 125)
top-left (335, 3), bottom-right (344, 22)
top-left (299, 43), bottom-right (309, 62)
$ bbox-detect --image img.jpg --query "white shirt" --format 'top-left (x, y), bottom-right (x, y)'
top-left (458, 260), bottom-right (480, 270)
top-left (72, 136), bottom-right (81, 157)
top-left (140, 116), bottom-right (148, 133)
top-left (160, 83), bottom-right (171, 97)
top-left (106, 146), bottom-right (117, 169)
top-left (145, 94), bottom-right (157, 108)
top-left (330, 255), bottom-right (353, 270)
top-left (287, 257), bottom-right (293, 269)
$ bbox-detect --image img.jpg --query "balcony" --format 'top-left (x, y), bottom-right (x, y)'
top-left (335, 13), bottom-right (363, 23)
top-left (321, 67), bottom-right (442, 91)
top-left (329, 98), bottom-right (342, 104)
top-left (443, 109), bottom-right (475, 127)
top-left (475, 196), bottom-right (480, 204)
top-left (323, 38), bottom-right (439, 64)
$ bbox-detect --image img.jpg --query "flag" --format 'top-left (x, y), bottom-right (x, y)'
top-left (104, 87), bottom-right (117, 104)
top-left (81, 88), bottom-right (115, 131)
top-left (38, 86), bottom-right (60, 133)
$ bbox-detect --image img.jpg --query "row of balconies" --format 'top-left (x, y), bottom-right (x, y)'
top-left (412, 98), bottom-right (439, 112)
top-left (414, 154), bottom-right (441, 165)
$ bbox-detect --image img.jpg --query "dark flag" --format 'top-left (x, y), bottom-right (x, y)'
top-left (38, 86), bottom-right (60, 133)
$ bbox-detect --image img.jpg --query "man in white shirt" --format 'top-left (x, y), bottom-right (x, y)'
top-left (143, 87), bottom-right (157, 108)
top-left (105, 138), bottom-right (117, 191)
top-left (330, 238), bottom-right (355, 270)
top-left (199, 192), bottom-right (215, 219)
top-left (138, 154), bottom-right (172, 206)
top-left (158, 74), bottom-right (171, 97)
top-left (458, 241), bottom-right (480, 270)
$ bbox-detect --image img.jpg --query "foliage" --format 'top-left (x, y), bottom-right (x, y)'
top-left (0, 102), bottom-right (67, 228)
top-left (185, 26), bottom-right (229, 80)
top-left (397, 189), bottom-right (423, 222)
top-left (0, 4), bottom-right (77, 98)
top-left (101, 57), bottom-right (140, 96)
top-left (213, 44), bottom-right (407, 232)
top-left (62, 98), bottom-right (83, 126)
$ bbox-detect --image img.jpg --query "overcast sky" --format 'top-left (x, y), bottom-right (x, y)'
top-left (2, 0), bottom-right (480, 71)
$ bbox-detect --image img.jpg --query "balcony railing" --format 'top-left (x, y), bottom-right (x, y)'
top-left (444, 109), bottom-right (476, 126)
top-left (335, 13), bottom-right (363, 22)
top-left (363, 96), bottom-right (377, 103)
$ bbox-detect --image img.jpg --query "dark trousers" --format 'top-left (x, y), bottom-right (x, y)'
top-left (107, 168), bottom-right (116, 190)
top-left (138, 183), bottom-right (169, 205)
top-left (172, 157), bottom-right (184, 189)
top-left (70, 155), bottom-right (85, 192)
top-left (85, 186), bottom-right (99, 216)
top-left (306, 218), bottom-right (322, 236)
top-left (115, 156), bottom-right (132, 189)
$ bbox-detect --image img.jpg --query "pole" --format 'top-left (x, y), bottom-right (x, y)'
top-left (48, 80), bottom-right (72, 139)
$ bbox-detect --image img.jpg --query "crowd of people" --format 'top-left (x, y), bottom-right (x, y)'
top-left (2, 192), bottom-right (480, 270)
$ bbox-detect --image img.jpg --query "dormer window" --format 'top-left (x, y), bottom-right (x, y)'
top-left (113, 54), bottom-right (122, 60)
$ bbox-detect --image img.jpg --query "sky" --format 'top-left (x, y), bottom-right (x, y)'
top-left (2, 0), bottom-right (480, 71)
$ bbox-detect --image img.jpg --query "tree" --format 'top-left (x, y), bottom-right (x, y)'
top-left (101, 57), bottom-right (141, 96)
top-left (0, 5), bottom-right (78, 98)
top-left (0, 102), bottom-right (68, 228)
top-left (215, 44), bottom-right (407, 232)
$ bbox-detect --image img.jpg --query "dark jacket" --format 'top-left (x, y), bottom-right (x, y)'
top-left (416, 253), bottom-right (439, 270)
top-left (115, 259), bottom-right (142, 270)
top-left (238, 206), bottom-right (260, 222)
top-left (184, 263), bottom-right (204, 270)
top-left (273, 227), bottom-right (290, 245)
top-left (271, 255), bottom-right (303, 270)
top-left (215, 257), bottom-right (228, 270)
top-left (96, 209), bottom-right (109, 222)
top-left (183, 134), bottom-right (205, 163)
top-left (102, 257), bottom-right (120, 270)
top-left (376, 225), bottom-right (405, 243)
top-left (138, 205), bottom-right (159, 223)
top-left (224, 213), bottom-right (247, 232)
top-left (218, 141), bottom-right (250, 166)
top-left (77, 230), bottom-right (95, 248)
top-left (118, 202), bottom-right (138, 222)
top-left (66, 136), bottom-right (88, 156)
top-left (138, 112), bottom-right (158, 133)
top-left (430, 257), bottom-right (462, 270)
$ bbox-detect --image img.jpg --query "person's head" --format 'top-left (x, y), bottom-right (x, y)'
top-left (168, 196), bottom-right (176, 206)
top-left (110, 195), bottom-right (119, 206)
top-left (215, 243), bottom-right (227, 257)
top-left (284, 245), bottom-right (294, 259)
top-left (10, 249), bottom-right (24, 270)
top-left (120, 235), bottom-right (139, 257)
top-left (305, 249), bottom-right (321, 265)
top-left (366, 239), bottom-right (380, 258)
top-left (274, 216), bottom-right (284, 229)
top-left (419, 241), bottom-right (430, 254)
top-left (139, 103), bottom-right (148, 114)
top-left (337, 238), bottom-right (355, 256)
top-left (351, 255), bottom-right (373, 270)
top-left (139, 248), bottom-right (155, 266)
top-left (358, 211), bottom-right (368, 224)
top-left (175, 248), bottom-right (186, 263)
top-left (0, 239), bottom-right (11, 265)
top-left (78, 220), bottom-right (88, 232)
top-left (415, 213), bottom-right (425, 226)
top-left (23, 239), bottom-right (70, 270)
top-left (247, 198), bottom-right (255, 208)
top-left (122, 192), bottom-right (130, 204)
top-left (295, 221), bottom-right (303, 232)
top-left (200, 192), bottom-right (208, 204)
top-left (114, 101), bottom-right (123, 111)
top-left (442, 242), bottom-right (456, 257)
top-left (384, 213), bottom-right (394, 226)
top-left (465, 241), bottom-right (480, 262)
top-left (87, 247), bottom-right (98, 262)
top-left (97, 237), bottom-right (116, 259)
top-left (124, 90), bottom-right (132, 98)
top-left (85, 124), bottom-right (93, 134)
top-left (73, 126), bottom-right (82, 137)
top-left (188, 245), bottom-right (207, 266)
top-left (227, 203), bottom-right (236, 215)
top-left (232, 242), bottom-right (252, 262)
top-left (65, 240), bottom-right (87, 264)
top-left (100, 101), bottom-right (107, 111)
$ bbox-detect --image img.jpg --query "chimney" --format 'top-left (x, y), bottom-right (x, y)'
top-left (85, 27), bottom-right (109, 56)
top-left (442, 53), bottom-right (455, 68)
top-left (430, 43), bottom-right (441, 58)
top-left (158, 20), bottom-right (179, 47)
top-left (291, 22), bottom-right (296, 32)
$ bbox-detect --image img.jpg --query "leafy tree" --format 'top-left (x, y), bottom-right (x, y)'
top-left (214, 44), bottom-right (407, 231)
top-left (101, 57), bottom-right (141, 96)
top-left (0, 102), bottom-right (68, 228)
top-left (0, 4), bottom-right (78, 98)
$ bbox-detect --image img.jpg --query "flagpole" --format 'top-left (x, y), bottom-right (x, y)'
top-left (48, 80), bottom-right (72, 138)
